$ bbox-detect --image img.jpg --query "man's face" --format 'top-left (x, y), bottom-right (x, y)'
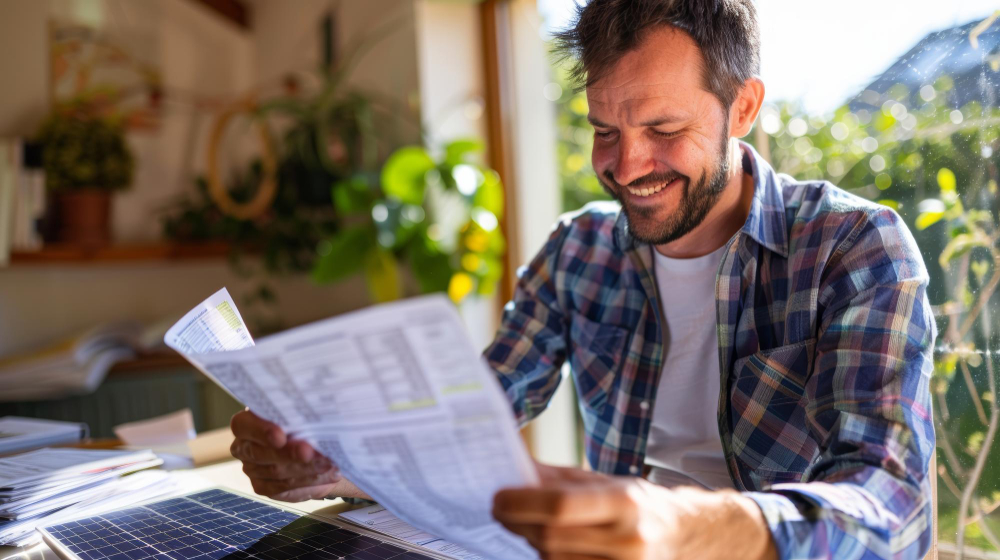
top-left (587, 27), bottom-right (733, 245)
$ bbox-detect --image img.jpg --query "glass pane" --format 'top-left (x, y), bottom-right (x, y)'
top-left (538, 0), bottom-right (1000, 554)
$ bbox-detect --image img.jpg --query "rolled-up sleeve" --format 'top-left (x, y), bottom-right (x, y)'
top-left (746, 207), bottom-right (937, 560)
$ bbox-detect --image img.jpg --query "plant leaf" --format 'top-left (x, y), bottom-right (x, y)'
top-left (332, 175), bottom-right (372, 215)
top-left (939, 231), bottom-right (991, 268)
top-left (363, 248), bottom-right (401, 302)
top-left (444, 138), bottom-right (484, 167)
top-left (937, 167), bottom-right (957, 193)
top-left (448, 272), bottom-right (475, 303)
top-left (311, 227), bottom-right (373, 283)
top-left (915, 211), bottom-right (944, 230)
top-left (381, 146), bottom-right (434, 205)
top-left (474, 170), bottom-right (504, 217)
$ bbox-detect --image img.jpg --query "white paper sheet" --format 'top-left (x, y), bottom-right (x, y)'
top-left (114, 409), bottom-right (196, 446)
top-left (164, 288), bottom-right (254, 355)
top-left (165, 291), bottom-right (539, 560)
top-left (340, 504), bottom-right (485, 560)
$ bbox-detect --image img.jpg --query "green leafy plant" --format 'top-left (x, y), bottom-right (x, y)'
top-left (313, 139), bottom-right (505, 304)
top-left (38, 102), bottom-right (134, 191)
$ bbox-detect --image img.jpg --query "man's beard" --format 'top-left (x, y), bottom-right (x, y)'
top-left (598, 136), bottom-right (732, 245)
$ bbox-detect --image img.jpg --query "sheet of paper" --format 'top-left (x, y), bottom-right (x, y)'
top-left (186, 427), bottom-right (235, 466)
top-left (114, 409), bottom-right (196, 446)
top-left (165, 292), bottom-right (539, 560)
top-left (164, 287), bottom-right (254, 355)
top-left (340, 504), bottom-right (485, 560)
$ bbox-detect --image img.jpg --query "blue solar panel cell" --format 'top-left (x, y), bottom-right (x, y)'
top-left (44, 490), bottom-right (438, 560)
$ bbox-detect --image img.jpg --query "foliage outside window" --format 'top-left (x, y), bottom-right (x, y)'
top-left (551, 52), bottom-right (1000, 556)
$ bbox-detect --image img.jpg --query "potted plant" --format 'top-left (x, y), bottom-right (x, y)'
top-left (38, 102), bottom-right (134, 245)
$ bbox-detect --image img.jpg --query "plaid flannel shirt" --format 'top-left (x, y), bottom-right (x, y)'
top-left (484, 142), bottom-right (936, 560)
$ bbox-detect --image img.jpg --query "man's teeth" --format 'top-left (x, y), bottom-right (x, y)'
top-left (627, 181), bottom-right (670, 197)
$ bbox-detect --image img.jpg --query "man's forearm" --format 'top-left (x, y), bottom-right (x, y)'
top-left (638, 482), bottom-right (778, 560)
top-left (325, 477), bottom-right (373, 501)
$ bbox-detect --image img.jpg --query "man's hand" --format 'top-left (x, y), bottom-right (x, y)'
top-left (493, 464), bottom-right (777, 560)
top-left (229, 410), bottom-right (341, 503)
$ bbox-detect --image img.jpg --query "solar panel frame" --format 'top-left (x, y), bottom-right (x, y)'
top-left (37, 487), bottom-right (454, 560)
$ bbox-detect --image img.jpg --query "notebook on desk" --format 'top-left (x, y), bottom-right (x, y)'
top-left (39, 488), bottom-right (458, 560)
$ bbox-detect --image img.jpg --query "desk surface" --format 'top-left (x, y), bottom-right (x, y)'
top-left (0, 460), bottom-right (356, 560)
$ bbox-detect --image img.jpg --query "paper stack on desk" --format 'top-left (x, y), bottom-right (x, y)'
top-left (165, 288), bottom-right (540, 560)
top-left (0, 448), bottom-right (174, 547)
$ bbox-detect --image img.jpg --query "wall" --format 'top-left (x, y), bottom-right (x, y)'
top-left (0, 1), bottom-right (48, 137)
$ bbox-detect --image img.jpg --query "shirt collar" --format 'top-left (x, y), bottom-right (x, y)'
top-left (613, 141), bottom-right (789, 258)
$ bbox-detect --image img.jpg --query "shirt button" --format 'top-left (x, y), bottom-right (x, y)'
top-left (629, 465), bottom-right (640, 475)
top-left (639, 400), bottom-right (650, 411)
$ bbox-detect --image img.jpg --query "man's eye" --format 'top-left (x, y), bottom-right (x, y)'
top-left (594, 130), bottom-right (617, 140)
top-left (653, 130), bottom-right (679, 138)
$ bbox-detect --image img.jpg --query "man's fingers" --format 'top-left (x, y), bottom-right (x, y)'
top-left (241, 457), bottom-right (337, 480)
top-left (231, 439), bottom-right (328, 467)
top-left (504, 522), bottom-right (639, 559)
top-left (494, 486), bottom-right (633, 526)
top-left (230, 410), bottom-right (286, 448)
top-left (269, 484), bottom-right (340, 503)
top-left (290, 440), bottom-right (315, 462)
top-left (249, 471), bottom-right (343, 502)
top-left (535, 464), bottom-right (607, 485)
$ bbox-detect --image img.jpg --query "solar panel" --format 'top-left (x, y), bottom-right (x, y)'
top-left (40, 489), bottom-right (440, 560)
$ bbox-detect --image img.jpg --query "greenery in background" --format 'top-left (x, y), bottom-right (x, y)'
top-left (552, 56), bottom-right (1000, 553)
top-left (37, 100), bottom-right (134, 191)
top-left (163, 46), bottom-right (505, 325)
top-left (313, 139), bottom-right (505, 304)
top-left (552, 68), bottom-right (604, 212)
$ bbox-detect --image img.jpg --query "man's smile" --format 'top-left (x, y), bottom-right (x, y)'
top-left (625, 177), bottom-right (683, 201)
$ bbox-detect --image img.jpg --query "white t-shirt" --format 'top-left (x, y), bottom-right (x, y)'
top-left (644, 244), bottom-right (735, 490)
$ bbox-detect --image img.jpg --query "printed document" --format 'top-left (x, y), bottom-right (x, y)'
top-left (340, 504), bottom-right (485, 560)
top-left (165, 289), bottom-right (539, 560)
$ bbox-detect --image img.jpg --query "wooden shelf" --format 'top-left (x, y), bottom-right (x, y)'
top-left (108, 350), bottom-right (193, 377)
top-left (8, 242), bottom-right (232, 265)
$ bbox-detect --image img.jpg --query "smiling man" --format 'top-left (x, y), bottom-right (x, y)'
top-left (229, 0), bottom-right (936, 559)
top-left (485, 0), bottom-right (935, 558)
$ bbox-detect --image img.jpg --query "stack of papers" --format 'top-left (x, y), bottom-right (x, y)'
top-left (0, 416), bottom-right (87, 455)
top-left (166, 288), bottom-right (540, 560)
top-left (0, 448), bottom-right (172, 547)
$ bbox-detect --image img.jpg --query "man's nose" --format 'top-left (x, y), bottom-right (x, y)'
top-left (612, 136), bottom-right (655, 187)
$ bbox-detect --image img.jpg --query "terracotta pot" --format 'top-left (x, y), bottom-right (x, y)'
top-left (55, 189), bottom-right (112, 246)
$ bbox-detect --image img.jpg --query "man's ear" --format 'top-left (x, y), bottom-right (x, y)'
top-left (729, 78), bottom-right (765, 139)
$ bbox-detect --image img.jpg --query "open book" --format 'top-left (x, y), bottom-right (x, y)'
top-left (164, 289), bottom-right (539, 560)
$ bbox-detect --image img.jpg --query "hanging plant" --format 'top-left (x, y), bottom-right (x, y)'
top-left (312, 138), bottom-right (505, 304)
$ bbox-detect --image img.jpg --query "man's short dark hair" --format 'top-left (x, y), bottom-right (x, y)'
top-left (553, 0), bottom-right (761, 110)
